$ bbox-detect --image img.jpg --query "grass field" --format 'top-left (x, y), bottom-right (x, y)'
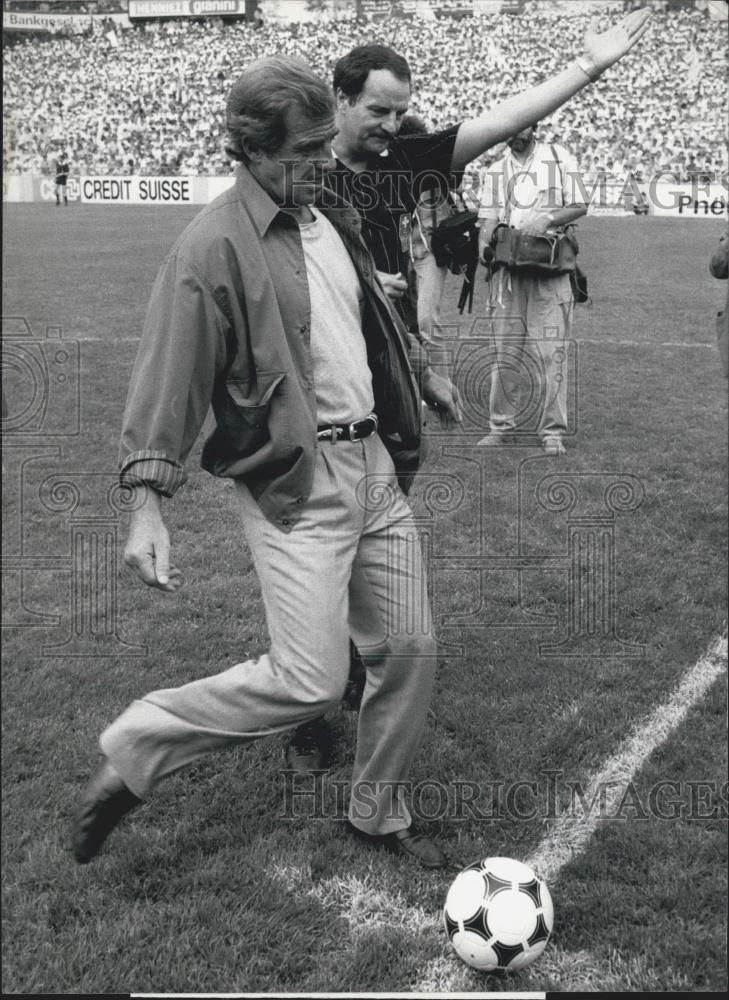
top-left (2, 205), bottom-right (727, 994)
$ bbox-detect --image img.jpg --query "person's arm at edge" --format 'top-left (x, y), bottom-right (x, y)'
top-left (709, 227), bottom-right (729, 280)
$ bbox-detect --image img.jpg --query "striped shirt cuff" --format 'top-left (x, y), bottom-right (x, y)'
top-left (407, 335), bottom-right (430, 380)
top-left (119, 451), bottom-right (186, 498)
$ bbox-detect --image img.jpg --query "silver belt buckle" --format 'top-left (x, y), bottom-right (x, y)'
top-left (359, 414), bottom-right (378, 439)
top-left (348, 419), bottom-right (360, 441)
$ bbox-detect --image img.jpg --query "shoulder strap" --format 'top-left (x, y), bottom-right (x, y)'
top-left (550, 144), bottom-right (566, 208)
top-left (502, 156), bottom-right (512, 226)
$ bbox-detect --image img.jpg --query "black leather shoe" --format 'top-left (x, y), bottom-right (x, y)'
top-left (348, 822), bottom-right (448, 869)
top-left (72, 758), bottom-right (141, 864)
top-left (283, 719), bottom-right (331, 771)
top-left (341, 669), bottom-right (366, 712)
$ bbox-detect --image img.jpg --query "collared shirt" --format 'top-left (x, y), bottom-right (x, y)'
top-left (119, 164), bottom-right (426, 533)
top-left (328, 125), bottom-right (460, 328)
top-left (478, 141), bottom-right (583, 231)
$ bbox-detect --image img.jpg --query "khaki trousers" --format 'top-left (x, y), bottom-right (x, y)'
top-left (488, 270), bottom-right (573, 437)
top-left (413, 251), bottom-right (451, 375)
top-left (101, 433), bottom-right (437, 835)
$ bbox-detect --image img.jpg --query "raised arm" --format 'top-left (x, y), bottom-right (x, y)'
top-left (451, 9), bottom-right (651, 173)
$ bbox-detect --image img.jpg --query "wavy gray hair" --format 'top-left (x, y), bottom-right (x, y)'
top-left (225, 56), bottom-right (334, 163)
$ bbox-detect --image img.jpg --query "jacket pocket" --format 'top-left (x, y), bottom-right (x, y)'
top-left (218, 371), bottom-right (285, 456)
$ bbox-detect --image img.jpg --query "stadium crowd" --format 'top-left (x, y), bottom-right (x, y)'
top-left (3, 2), bottom-right (726, 181)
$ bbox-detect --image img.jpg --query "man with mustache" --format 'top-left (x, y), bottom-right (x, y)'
top-left (326, 7), bottom-right (647, 330)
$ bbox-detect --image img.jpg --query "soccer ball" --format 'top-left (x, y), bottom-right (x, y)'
top-left (443, 856), bottom-right (554, 972)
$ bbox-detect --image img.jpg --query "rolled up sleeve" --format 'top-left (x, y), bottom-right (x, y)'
top-left (119, 251), bottom-right (230, 496)
top-left (405, 329), bottom-right (430, 381)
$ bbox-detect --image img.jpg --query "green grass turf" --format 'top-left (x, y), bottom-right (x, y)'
top-left (2, 206), bottom-right (727, 992)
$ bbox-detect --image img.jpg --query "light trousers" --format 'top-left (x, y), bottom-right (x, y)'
top-left (413, 251), bottom-right (449, 348)
top-left (488, 270), bottom-right (573, 438)
top-left (101, 433), bottom-right (437, 835)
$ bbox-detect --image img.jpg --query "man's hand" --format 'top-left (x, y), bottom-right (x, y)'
top-left (124, 486), bottom-right (183, 592)
top-left (583, 8), bottom-right (651, 77)
top-left (377, 270), bottom-right (409, 300)
top-left (422, 370), bottom-right (463, 430)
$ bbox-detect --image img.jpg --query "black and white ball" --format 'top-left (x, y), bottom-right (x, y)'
top-left (443, 856), bottom-right (554, 972)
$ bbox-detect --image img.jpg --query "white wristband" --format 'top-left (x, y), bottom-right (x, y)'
top-left (575, 55), bottom-right (602, 82)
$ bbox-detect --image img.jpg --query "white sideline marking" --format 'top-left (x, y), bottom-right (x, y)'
top-left (525, 634), bottom-right (727, 883)
top-left (267, 636), bottom-right (727, 994)
top-left (133, 994), bottom-right (545, 999)
top-left (579, 339), bottom-right (716, 349)
top-left (267, 861), bottom-right (438, 937)
top-left (413, 634), bottom-right (727, 992)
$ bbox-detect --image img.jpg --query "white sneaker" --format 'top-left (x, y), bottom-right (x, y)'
top-left (543, 436), bottom-right (566, 456)
top-left (476, 431), bottom-right (509, 447)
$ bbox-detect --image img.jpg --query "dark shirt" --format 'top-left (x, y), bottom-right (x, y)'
top-left (327, 126), bottom-right (460, 328)
top-left (55, 162), bottom-right (70, 182)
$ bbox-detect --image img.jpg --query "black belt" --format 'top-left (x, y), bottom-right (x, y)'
top-left (316, 414), bottom-right (378, 443)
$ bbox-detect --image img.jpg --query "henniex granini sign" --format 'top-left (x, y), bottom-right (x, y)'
top-left (127, 0), bottom-right (244, 17)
